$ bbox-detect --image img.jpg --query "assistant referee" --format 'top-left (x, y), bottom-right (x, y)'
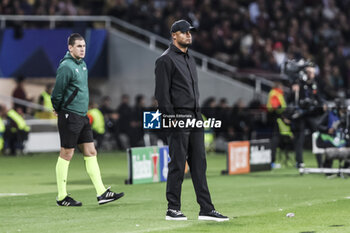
top-left (51, 33), bottom-right (124, 206)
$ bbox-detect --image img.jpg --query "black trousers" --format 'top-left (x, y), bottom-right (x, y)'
top-left (166, 127), bottom-right (214, 212)
top-left (4, 130), bottom-right (27, 155)
top-left (292, 116), bottom-right (318, 164)
top-left (270, 118), bottom-right (279, 163)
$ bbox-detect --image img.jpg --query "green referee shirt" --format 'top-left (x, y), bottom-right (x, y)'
top-left (51, 51), bottom-right (89, 116)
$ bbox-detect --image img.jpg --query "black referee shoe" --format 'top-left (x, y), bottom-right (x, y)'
top-left (165, 209), bottom-right (188, 220)
top-left (198, 210), bottom-right (229, 222)
top-left (56, 195), bottom-right (82, 207)
top-left (97, 187), bottom-right (124, 205)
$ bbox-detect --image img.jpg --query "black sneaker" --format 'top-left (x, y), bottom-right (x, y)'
top-left (97, 187), bottom-right (124, 205)
top-left (56, 195), bottom-right (82, 207)
top-left (165, 209), bottom-right (188, 221)
top-left (198, 210), bottom-right (229, 222)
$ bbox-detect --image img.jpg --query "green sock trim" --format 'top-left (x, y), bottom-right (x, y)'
top-left (84, 156), bottom-right (106, 196)
top-left (56, 157), bottom-right (70, 201)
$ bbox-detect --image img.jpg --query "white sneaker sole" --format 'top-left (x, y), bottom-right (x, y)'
top-left (198, 216), bottom-right (229, 222)
top-left (98, 199), bottom-right (115, 204)
top-left (165, 216), bottom-right (188, 221)
top-left (98, 193), bottom-right (124, 205)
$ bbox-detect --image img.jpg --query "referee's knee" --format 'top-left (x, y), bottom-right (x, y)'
top-left (59, 148), bottom-right (75, 161)
top-left (84, 148), bottom-right (97, 157)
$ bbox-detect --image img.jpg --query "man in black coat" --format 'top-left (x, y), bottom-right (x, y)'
top-left (155, 19), bottom-right (228, 222)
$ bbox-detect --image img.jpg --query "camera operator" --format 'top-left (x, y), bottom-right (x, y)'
top-left (287, 64), bottom-right (325, 168)
top-left (316, 99), bottom-right (350, 169)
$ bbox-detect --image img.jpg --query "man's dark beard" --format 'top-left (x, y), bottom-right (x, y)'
top-left (178, 41), bottom-right (191, 48)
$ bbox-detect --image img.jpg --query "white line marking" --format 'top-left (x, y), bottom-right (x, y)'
top-left (0, 193), bottom-right (28, 197)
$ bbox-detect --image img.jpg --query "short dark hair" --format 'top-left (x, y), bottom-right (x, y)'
top-left (68, 33), bottom-right (84, 46)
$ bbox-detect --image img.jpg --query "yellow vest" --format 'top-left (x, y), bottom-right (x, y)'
top-left (202, 114), bottom-right (215, 152)
top-left (7, 109), bottom-right (30, 132)
top-left (88, 108), bottom-right (105, 134)
top-left (42, 91), bottom-right (54, 111)
top-left (267, 88), bottom-right (286, 114)
top-left (0, 117), bottom-right (4, 151)
top-left (34, 91), bottom-right (56, 119)
top-left (277, 118), bottom-right (293, 138)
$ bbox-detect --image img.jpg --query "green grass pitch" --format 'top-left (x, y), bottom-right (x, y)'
top-left (1, 150), bottom-right (350, 233)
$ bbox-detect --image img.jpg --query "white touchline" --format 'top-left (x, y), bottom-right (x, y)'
top-left (0, 193), bottom-right (28, 197)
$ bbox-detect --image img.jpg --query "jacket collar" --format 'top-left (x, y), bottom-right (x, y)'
top-left (170, 43), bottom-right (189, 56)
top-left (64, 51), bottom-right (83, 65)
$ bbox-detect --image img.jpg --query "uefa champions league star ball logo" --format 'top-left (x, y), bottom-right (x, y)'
top-left (143, 110), bottom-right (162, 129)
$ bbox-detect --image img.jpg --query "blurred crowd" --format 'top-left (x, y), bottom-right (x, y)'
top-left (2, 0), bottom-right (350, 99)
top-left (0, 75), bottom-right (268, 154)
top-left (2, 0), bottom-right (350, 163)
top-left (0, 0), bottom-right (87, 16)
top-left (103, 0), bottom-right (350, 100)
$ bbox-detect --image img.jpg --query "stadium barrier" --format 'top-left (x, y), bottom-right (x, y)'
top-left (0, 94), bottom-right (60, 153)
top-left (24, 119), bottom-right (59, 153)
top-left (222, 139), bottom-right (271, 175)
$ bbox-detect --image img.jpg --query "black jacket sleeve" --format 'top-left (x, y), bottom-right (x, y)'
top-left (155, 56), bottom-right (175, 115)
